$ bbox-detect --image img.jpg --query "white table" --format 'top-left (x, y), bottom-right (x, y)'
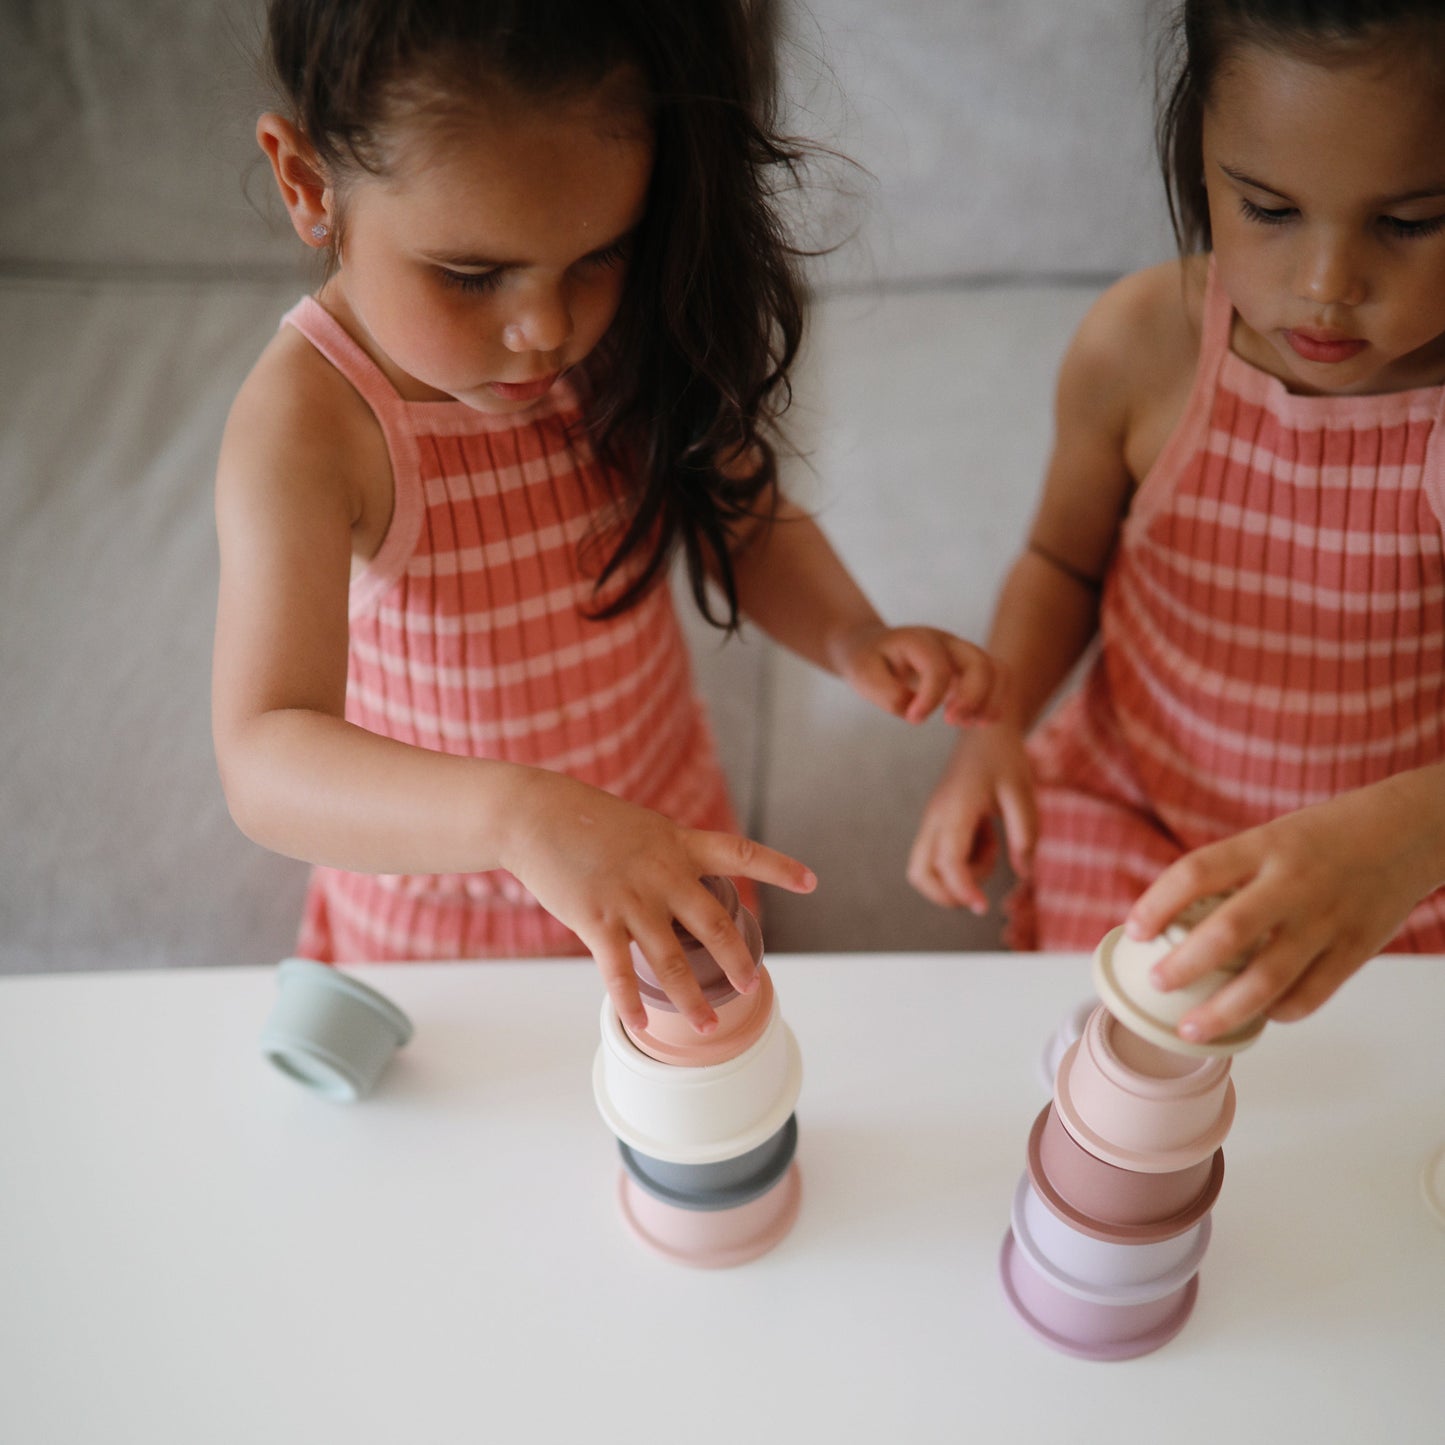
top-left (2, 954), bottom-right (1442, 1443)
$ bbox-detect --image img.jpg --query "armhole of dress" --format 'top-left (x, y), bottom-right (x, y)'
top-left (1124, 256), bottom-right (1232, 536)
top-left (280, 297), bottom-right (424, 619)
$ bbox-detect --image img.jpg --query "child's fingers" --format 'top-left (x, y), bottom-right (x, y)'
top-left (943, 648), bottom-right (1002, 724)
top-left (1126, 848), bottom-right (1242, 950)
top-left (1173, 925), bottom-right (1317, 1043)
top-left (588, 925), bottom-right (650, 1034)
top-left (996, 778), bottom-right (1037, 877)
top-left (629, 913), bottom-right (719, 1035)
top-left (691, 831), bottom-right (818, 896)
top-left (671, 881), bottom-right (764, 1000)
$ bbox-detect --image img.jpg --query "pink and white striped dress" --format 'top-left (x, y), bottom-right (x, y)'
top-left (1011, 263), bottom-right (1445, 952)
top-left (283, 297), bottom-right (743, 961)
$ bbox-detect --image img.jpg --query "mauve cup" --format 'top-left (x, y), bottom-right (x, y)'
top-left (1011, 1173), bottom-right (1212, 1296)
top-left (1054, 1005), bottom-right (1236, 1172)
top-left (1028, 1103), bottom-right (1224, 1236)
top-left (629, 875), bottom-right (761, 1007)
top-left (594, 994), bottom-right (803, 1164)
top-left (259, 958), bottom-right (413, 1102)
top-left (1093, 904), bottom-right (1265, 1059)
top-left (999, 1228), bottom-right (1200, 1362)
top-left (619, 1114), bottom-right (798, 1211)
top-left (617, 1160), bottom-right (802, 1268)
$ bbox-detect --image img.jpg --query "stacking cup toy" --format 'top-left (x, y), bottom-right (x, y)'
top-left (618, 1161), bottom-right (803, 1269)
top-left (1092, 896), bottom-right (1265, 1059)
top-left (1028, 1103), bottom-right (1223, 1234)
top-left (1054, 1005), bottom-right (1235, 1172)
top-left (597, 876), bottom-right (804, 1266)
top-left (1040, 998), bottom-right (1097, 1091)
top-left (999, 1226), bottom-right (1200, 1362)
top-left (1012, 1173), bottom-right (1211, 1295)
top-left (619, 1114), bottom-right (798, 1210)
top-left (594, 995), bottom-right (802, 1164)
top-left (259, 957), bottom-right (413, 1102)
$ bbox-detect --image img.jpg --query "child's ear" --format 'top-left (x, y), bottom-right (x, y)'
top-left (257, 113), bottom-right (333, 249)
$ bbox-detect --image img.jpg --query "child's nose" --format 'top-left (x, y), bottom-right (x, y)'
top-left (1295, 231), bottom-right (1367, 309)
top-left (502, 283), bottom-right (572, 355)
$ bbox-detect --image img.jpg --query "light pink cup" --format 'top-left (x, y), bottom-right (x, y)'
top-left (1011, 1173), bottom-right (1211, 1296)
top-left (999, 1228), bottom-right (1200, 1362)
top-left (624, 967), bottom-right (775, 1067)
top-left (1054, 1005), bottom-right (1235, 1172)
top-left (617, 1161), bottom-right (802, 1268)
top-left (1028, 1103), bottom-right (1224, 1235)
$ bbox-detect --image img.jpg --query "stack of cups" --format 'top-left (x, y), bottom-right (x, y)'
top-left (1001, 899), bottom-right (1264, 1359)
top-left (592, 877), bottom-right (804, 1268)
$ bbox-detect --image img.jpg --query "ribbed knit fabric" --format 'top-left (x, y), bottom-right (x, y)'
top-left (1011, 262), bottom-right (1445, 952)
top-left (282, 297), bottom-right (742, 961)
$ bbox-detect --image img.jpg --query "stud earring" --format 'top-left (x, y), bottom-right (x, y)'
top-left (310, 222), bottom-right (329, 241)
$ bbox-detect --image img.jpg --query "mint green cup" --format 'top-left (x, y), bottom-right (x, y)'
top-left (260, 958), bottom-right (414, 1102)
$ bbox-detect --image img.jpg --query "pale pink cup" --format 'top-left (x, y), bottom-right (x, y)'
top-left (617, 1161), bottom-right (802, 1268)
top-left (1054, 1005), bottom-right (1236, 1172)
top-left (624, 967), bottom-right (775, 1067)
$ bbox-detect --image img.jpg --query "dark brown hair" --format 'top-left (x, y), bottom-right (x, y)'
top-left (266, 0), bottom-right (808, 629)
top-left (1157, 0), bottom-right (1445, 254)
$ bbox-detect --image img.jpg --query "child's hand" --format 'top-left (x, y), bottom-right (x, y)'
top-left (499, 771), bottom-right (815, 1035)
top-left (1126, 780), bottom-right (1442, 1043)
top-left (908, 724), bottom-right (1037, 914)
top-left (827, 621), bottom-right (1005, 726)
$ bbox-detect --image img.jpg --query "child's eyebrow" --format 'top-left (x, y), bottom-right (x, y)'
top-left (422, 225), bottom-right (639, 271)
top-left (1219, 162), bottom-right (1445, 208)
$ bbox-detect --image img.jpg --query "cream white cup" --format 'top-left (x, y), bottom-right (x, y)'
top-left (593, 995), bottom-right (802, 1165)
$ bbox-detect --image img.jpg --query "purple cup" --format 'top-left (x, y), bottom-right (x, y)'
top-left (999, 1228), bottom-right (1200, 1362)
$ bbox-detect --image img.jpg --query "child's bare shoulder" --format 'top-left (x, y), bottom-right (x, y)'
top-left (1065, 258), bottom-right (1202, 393)
top-left (217, 322), bottom-right (387, 531)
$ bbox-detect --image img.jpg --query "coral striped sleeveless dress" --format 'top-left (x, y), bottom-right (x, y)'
top-left (283, 297), bottom-right (743, 961)
top-left (1012, 263), bottom-right (1445, 953)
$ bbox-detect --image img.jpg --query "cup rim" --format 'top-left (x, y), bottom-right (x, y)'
top-left (1027, 1104), bottom-right (1225, 1242)
top-left (617, 1114), bottom-right (798, 1211)
top-left (1054, 1038), bottom-right (1237, 1173)
top-left (276, 957), bottom-right (414, 1046)
top-left (624, 968), bottom-right (774, 1065)
top-left (1093, 927), bottom-right (1264, 1060)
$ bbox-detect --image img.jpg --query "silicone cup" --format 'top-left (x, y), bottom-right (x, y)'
top-left (619, 1115), bottom-right (799, 1211)
top-left (1054, 1005), bottom-right (1235, 1172)
top-left (625, 967), bottom-right (775, 1067)
top-left (259, 957), bottom-right (413, 1102)
top-left (617, 1161), bottom-right (802, 1268)
top-left (1028, 1103), bottom-right (1224, 1236)
top-left (999, 1229), bottom-right (1199, 1362)
top-left (594, 994), bottom-right (803, 1165)
top-left (1093, 903), bottom-right (1266, 1059)
top-left (1012, 1173), bottom-right (1212, 1296)
top-left (629, 875), bottom-right (762, 1013)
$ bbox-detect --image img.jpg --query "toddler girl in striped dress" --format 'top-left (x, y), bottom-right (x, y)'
top-left (213, 0), bottom-right (1001, 1036)
top-left (910, 0), bottom-right (1445, 1046)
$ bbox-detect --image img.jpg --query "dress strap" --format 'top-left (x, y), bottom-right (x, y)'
top-left (280, 295), bottom-right (404, 422)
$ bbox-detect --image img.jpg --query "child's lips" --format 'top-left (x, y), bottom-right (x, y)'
top-left (488, 370), bottom-right (561, 401)
top-left (1284, 329), bottom-right (1367, 364)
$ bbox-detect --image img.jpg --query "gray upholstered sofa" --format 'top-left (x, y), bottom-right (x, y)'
top-left (0, 0), bottom-right (1172, 973)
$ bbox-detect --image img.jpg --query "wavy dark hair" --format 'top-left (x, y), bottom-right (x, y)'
top-left (265, 0), bottom-right (808, 629)
top-left (1157, 0), bottom-right (1445, 254)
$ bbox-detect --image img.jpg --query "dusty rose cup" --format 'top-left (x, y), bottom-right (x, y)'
top-left (1028, 1103), bottom-right (1224, 1235)
top-left (1054, 1005), bottom-right (1235, 1172)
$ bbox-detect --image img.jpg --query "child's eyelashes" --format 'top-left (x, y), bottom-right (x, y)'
top-left (434, 240), bottom-right (631, 296)
top-left (1238, 196), bottom-right (1445, 240)
top-left (1239, 197), bottom-right (1295, 227)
